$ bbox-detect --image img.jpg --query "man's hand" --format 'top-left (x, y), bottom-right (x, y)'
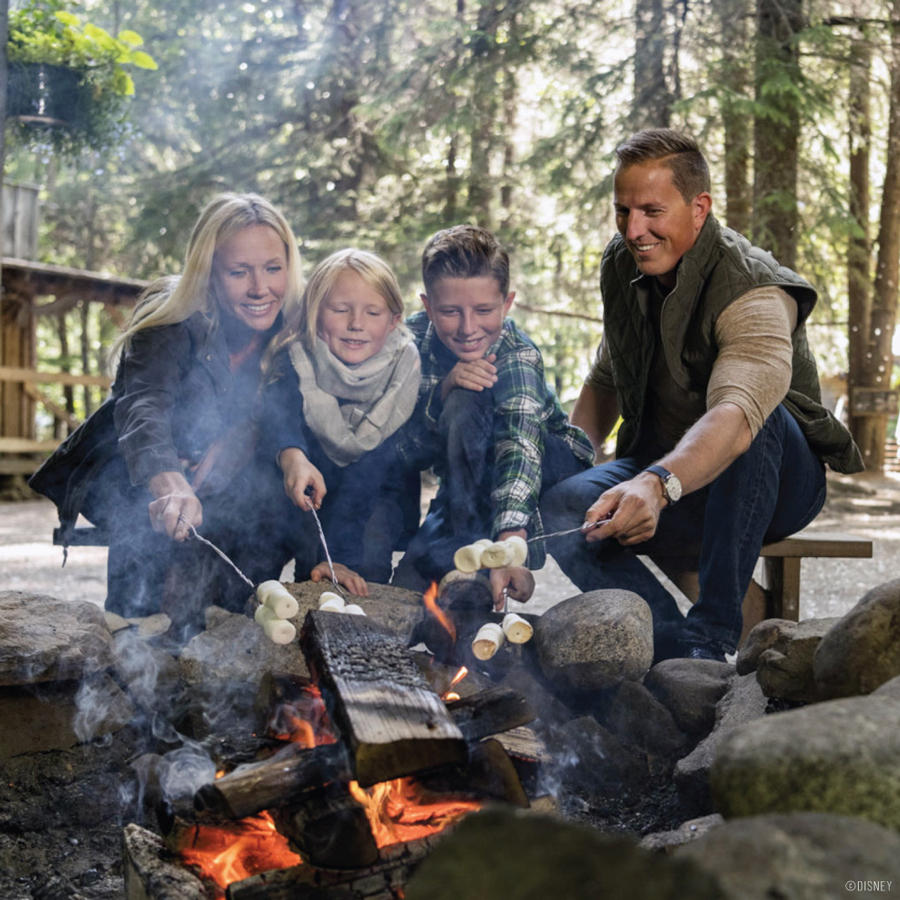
top-left (279, 447), bottom-right (326, 510)
top-left (490, 566), bottom-right (535, 611)
top-left (147, 470), bottom-right (202, 542)
top-left (583, 471), bottom-right (667, 546)
top-left (441, 354), bottom-right (497, 401)
top-left (310, 562), bottom-right (369, 597)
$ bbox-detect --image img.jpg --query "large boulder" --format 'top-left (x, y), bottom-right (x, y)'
top-left (674, 674), bottom-right (768, 818)
top-left (675, 812), bottom-right (900, 899)
top-left (404, 807), bottom-right (726, 900)
top-left (814, 578), bottom-right (900, 698)
top-left (711, 694), bottom-right (900, 829)
top-left (0, 591), bottom-right (114, 685)
top-left (535, 591), bottom-right (653, 691)
top-left (645, 658), bottom-right (735, 736)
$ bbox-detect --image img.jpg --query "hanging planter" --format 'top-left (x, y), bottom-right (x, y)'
top-left (6, 1), bottom-right (157, 156)
top-left (7, 62), bottom-right (88, 127)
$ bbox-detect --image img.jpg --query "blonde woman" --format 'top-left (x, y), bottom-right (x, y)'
top-left (31, 193), bottom-right (307, 631)
top-left (262, 249), bottom-right (421, 588)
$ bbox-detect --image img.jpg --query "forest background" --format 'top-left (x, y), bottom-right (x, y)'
top-left (7, 0), bottom-right (900, 471)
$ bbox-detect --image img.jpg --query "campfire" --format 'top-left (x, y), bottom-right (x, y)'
top-left (135, 582), bottom-right (540, 898)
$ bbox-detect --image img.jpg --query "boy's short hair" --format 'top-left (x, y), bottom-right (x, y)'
top-left (615, 128), bottom-right (711, 202)
top-left (422, 225), bottom-right (510, 298)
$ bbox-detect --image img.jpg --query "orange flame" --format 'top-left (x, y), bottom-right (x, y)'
top-left (348, 778), bottom-right (480, 848)
top-left (441, 666), bottom-right (468, 702)
top-left (423, 581), bottom-right (456, 642)
top-left (179, 811), bottom-right (301, 893)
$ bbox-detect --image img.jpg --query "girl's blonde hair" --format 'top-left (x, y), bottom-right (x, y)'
top-left (266, 248), bottom-right (405, 366)
top-left (110, 193), bottom-right (304, 368)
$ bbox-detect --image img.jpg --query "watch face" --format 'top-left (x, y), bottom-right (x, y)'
top-left (666, 474), bottom-right (683, 503)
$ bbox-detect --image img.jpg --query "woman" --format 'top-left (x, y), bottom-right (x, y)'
top-left (31, 193), bottom-right (329, 631)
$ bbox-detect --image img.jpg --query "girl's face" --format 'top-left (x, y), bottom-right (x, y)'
top-left (317, 270), bottom-right (401, 364)
top-left (213, 224), bottom-right (288, 331)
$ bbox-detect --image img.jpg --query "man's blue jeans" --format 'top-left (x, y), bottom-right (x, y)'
top-left (393, 388), bottom-right (586, 592)
top-left (539, 404), bottom-right (827, 656)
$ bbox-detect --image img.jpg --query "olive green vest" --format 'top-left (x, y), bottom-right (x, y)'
top-left (600, 215), bottom-right (863, 474)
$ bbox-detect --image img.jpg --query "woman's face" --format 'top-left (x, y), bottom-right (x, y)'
top-left (317, 270), bottom-right (400, 365)
top-left (213, 224), bottom-right (288, 331)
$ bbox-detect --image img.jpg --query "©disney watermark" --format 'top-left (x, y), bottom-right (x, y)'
top-left (846, 881), bottom-right (893, 892)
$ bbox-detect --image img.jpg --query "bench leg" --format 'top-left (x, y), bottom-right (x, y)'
top-left (762, 557), bottom-right (801, 621)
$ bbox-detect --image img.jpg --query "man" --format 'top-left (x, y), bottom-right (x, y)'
top-left (541, 128), bottom-right (862, 662)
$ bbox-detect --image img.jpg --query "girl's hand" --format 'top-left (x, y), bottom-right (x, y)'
top-left (279, 447), bottom-right (326, 510)
top-left (147, 471), bottom-right (202, 542)
top-left (310, 562), bottom-right (369, 597)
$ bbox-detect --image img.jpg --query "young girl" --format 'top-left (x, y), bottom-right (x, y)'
top-left (263, 249), bottom-right (421, 586)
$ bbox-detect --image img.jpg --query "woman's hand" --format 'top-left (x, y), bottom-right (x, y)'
top-left (310, 561), bottom-right (369, 597)
top-left (279, 447), bottom-right (327, 510)
top-left (147, 470), bottom-right (202, 542)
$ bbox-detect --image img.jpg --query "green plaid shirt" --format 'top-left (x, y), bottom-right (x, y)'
top-left (403, 311), bottom-right (593, 566)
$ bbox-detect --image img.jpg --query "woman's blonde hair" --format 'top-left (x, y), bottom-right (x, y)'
top-left (266, 248), bottom-right (405, 366)
top-left (110, 193), bottom-right (304, 368)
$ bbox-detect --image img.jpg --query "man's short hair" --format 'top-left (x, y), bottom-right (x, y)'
top-left (422, 225), bottom-right (510, 297)
top-left (615, 129), bottom-right (711, 202)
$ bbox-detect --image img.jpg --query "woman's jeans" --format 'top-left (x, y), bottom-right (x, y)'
top-left (540, 404), bottom-right (827, 656)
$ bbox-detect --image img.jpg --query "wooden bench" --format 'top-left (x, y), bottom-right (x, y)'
top-left (649, 530), bottom-right (873, 644)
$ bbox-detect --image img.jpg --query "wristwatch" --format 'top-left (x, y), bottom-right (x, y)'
top-left (644, 465), bottom-right (682, 506)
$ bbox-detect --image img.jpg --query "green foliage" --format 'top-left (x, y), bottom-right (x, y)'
top-left (7, 0), bottom-right (157, 155)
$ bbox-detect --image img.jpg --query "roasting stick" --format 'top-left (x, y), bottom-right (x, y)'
top-left (526, 513), bottom-right (612, 544)
top-left (306, 503), bottom-right (348, 600)
top-left (180, 518), bottom-right (255, 589)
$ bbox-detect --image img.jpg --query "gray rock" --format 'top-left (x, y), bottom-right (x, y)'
top-left (548, 715), bottom-right (646, 796)
top-left (674, 674), bottom-right (768, 818)
top-left (604, 680), bottom-right (688, 769)
top-left (0, 591), bottom-right (113, 686)
top-left (710, 694), bottom-right (900, 829)
top-left (814, 579), bottom-right (900, 698)
top-left (0, 673), bottom-right (133, 758)
top-left (535, 591), bottom-right (653, 691)
top-left (645, 658), bottom-right (735, 735)
top-left (639, 814), bottom-right (724, 854)
top-left (112, 631), bottom-right (180, 712)
top-left (675, 812), bottom-right (900, 899)
top-left (736, 617), bottom-right (839, 702)
top-left (404, 807), bottom-right (727, 900)
top-left (874, 675), bottom-right (900, 699)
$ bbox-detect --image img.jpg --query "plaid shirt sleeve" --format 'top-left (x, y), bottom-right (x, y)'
top-left (489, 337), bottom-right (549, 536)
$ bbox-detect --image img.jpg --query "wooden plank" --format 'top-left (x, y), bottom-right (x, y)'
top-left (761, 531), bottom-right (873, 558)
top-left (301, 610), bottom-right (467, 788)
top-left (0, 437), bottom-right (59, 452)
top-left (0, 456), bottom-right (43, 475)
top-left (0, 365), bottom-right (112, 388)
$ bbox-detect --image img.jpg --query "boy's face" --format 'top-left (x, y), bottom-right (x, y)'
top-left (421, 276), bottom-right (514, 362)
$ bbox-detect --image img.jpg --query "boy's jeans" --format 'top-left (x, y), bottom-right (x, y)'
top-left (393, 388), bottom-right (585, 592)
top-left (539, 404), bottom-right (827, 656)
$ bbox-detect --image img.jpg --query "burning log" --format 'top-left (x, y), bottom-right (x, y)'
top-left (301, 610), bottom-right (467, 787)
top-left (444, 686), bottom-right (535, 742)
top-left (195, 742), bottom-right (351, 819)
top-left (272, 782), bottom-right (379, 870)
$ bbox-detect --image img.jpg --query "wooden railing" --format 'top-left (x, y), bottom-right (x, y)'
top-left (0, 365), bottom-right (111, 455)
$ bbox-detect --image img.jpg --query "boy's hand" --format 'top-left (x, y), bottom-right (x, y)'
top-left (310, 562), bottom-right (369, 597)
top-left (490, 566), bottom-right (535, 611)
top-left (441, 354), bottom-right (497, 401)
top-left (279, 447), bottom-right (326, 510)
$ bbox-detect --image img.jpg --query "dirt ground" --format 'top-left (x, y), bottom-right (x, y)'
top-left (2, 470), bottom-right (900, 620)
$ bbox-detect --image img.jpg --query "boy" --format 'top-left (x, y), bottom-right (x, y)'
top-left (392, 225), bottom-right (594, 607)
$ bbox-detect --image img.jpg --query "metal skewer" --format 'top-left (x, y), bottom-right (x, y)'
top-left (527, 513), bottom-right (612, 543)
top-left (179, 517), bottom-right (255, 590)
top-left (306, 501), bottom-right (347, 599)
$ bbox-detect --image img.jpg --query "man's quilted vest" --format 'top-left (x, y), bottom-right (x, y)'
top-left (599, 214), bottom-right (863, 474)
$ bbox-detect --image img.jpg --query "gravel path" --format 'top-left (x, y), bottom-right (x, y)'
top-left (2, 471), bottom-right (898, 621)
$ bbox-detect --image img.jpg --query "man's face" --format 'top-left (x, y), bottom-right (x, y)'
top-left (421, 276), bottom-right (514, 362)
top-left (613, 161), bottom-right (711, 289)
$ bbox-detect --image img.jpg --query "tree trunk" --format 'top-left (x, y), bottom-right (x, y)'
top-left (752, 0), bottom-right (803, 269)
top-left (468, 0), bottom-right (500, 227)
top-left (847, 32), bottom-right (874, 455)
top-left (855, 4), bottom-right (900, 473)
top-left (632, 0), bottom-right (672, 129)
top-left (713, 0), bottom-right (752, 234)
